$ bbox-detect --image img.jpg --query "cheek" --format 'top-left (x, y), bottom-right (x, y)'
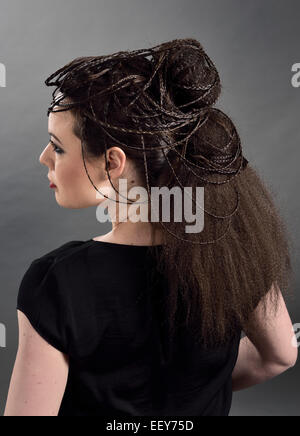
top-left (55, 157), bottom-right (102, 205)
top-left (56, 160), bottom-right (86, 190)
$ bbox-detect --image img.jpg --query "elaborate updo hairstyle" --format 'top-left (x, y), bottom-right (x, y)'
top-left (45, 38), bottom-right (293, 359)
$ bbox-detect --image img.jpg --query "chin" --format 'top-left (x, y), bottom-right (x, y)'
top-left (56, 198), bottom-right (95, 209)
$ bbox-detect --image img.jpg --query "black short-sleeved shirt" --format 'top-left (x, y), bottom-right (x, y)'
top-left (16, 239), bottom-right (242, 416)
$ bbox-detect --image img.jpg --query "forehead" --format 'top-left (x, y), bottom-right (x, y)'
top-left (48, 109), bottom-right (74, 132)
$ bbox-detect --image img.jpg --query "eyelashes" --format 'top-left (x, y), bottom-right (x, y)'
top-left (49, 139), bottom-right (64, 154)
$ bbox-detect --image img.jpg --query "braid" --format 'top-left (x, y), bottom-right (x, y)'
top-left (45, 38), bottom-right (248, 245)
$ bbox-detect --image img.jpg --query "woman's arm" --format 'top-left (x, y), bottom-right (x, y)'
top-left (3, 310), bottom-right (69, 416)
top-left (232, 335), bottom-right (295, 391)
top-left (232, 285), bottom-right (298, 392)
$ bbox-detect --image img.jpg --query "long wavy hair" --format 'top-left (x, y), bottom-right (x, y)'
top-left (44, 38), bottom-right (294, 358)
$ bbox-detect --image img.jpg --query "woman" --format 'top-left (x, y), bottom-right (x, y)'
top-left (4, 38), bottom-right (297, 416)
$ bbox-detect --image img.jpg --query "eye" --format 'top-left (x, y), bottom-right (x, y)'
top-left (49, 139), bottom-right (64, 154)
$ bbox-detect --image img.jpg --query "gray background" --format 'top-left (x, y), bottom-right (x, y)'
top-left (0, 0), bottom-right (299, 416)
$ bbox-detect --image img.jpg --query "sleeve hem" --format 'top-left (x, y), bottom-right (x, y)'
top-left (16, 306), bottom-right (69, 355)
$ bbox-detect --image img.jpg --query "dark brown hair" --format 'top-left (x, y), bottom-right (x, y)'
top-left (45, 38), bottom-right (294, 360)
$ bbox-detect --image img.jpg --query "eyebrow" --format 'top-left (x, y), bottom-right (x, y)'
top-left (48, 132), bottom-right (63, 145)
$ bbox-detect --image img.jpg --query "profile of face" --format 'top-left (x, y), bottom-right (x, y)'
top-left (39, 109), bottom-right (132, 210)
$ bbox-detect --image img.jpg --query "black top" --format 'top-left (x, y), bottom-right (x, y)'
top-left (16, 239), bottom-right (242, 416)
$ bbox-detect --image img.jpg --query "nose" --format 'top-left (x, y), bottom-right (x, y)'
top-left (39, 144), bottom-right (51, 166)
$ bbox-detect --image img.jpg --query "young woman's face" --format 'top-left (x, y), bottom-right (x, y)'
top-left (39, 109), bottom-right (111, 209)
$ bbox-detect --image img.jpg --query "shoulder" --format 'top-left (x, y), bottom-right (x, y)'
top-left (32, 240), bottom-right (89, 264)
top-left (16, 240), bottom-right (91, 355)
top-left (18, 240), bottom-right (91, 301)
top-left (24, 240), bottom-right (90, 275)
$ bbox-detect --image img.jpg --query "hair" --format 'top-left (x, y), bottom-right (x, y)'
top-left (45, 38), bottom-right (294, 361)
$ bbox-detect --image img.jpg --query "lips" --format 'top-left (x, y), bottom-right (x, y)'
top-left (48, 176), bottom-right (57, 188)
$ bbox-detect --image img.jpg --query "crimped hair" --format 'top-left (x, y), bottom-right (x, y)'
top-left (45, 38), bottom-right (294, 362)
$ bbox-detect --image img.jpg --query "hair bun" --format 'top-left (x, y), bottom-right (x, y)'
top-left (164, 39), bottom-right (221, 112)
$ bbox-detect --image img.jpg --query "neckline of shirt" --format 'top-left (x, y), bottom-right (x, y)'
top-left (87, 238), bottom-right (163, 248)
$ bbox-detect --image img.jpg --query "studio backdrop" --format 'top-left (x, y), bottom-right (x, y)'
top-left (0, 0), bottom-right (299, 416)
